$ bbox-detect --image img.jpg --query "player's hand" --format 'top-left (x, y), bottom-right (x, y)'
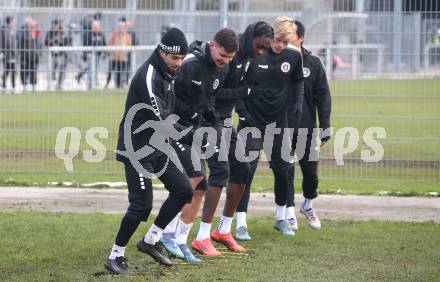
top-left (179, 125), bottom-right (210, 148)
top-left (188, 110), bottom-right (202, 126)
top-left (238, 110), bottom-right (256, 128)
top-left (289, 108), bottom-right (302, 130)
top-left (320, 136), bottom-right (330, 147)
top-left (179, 126), bottom-right (197, 146)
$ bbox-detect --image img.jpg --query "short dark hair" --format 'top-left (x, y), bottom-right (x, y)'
top-left (93, 12), bottom-right (102, 20)
top-left (294, 20), bottom-right (305, 38)
top-left (254, 21), bottom-right (274, 39)
top-left (5, 16), bottom-right (13, 25)
top-left (214, 28), bottom-right (239, 53)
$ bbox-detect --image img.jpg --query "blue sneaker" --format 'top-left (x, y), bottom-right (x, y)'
top-left (235, 226), bottom-right (252, 241)
top-left (274, 220), bottom-right (295, 236)
top-left (159, 232), bottom-right (184, 259)
top-left (178, 243), bottom-right (201, 263)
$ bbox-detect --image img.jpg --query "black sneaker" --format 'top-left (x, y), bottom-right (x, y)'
top-left (104, 256), bottom-right (131, 275)
top-left (137, 239), bottom-right (173, 266)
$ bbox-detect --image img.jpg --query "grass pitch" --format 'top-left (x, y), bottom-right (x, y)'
top-left (0, 210), bottom-right (439, 281)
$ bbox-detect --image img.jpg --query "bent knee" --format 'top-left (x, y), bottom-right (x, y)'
top-left (191, 176), bottom-right (205, 189)
top-left (127, 202), bottom-right (153, 221)
top-left (195, 177), bottom-right (208, 190)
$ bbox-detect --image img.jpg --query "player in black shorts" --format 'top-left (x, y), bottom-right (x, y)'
top-left (235, 16), bottom-right (304, 239)
top-left (192, 22), bottom-right (274, 254)
top-left (105, 28), bottom-right (194, 275)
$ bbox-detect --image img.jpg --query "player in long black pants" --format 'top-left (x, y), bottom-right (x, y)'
top-left (159, 28), bottom-right (239, 261)
top-left (104, 28), bottom-right (195, 275)
top-left (284, 20), bottom-right (331, 231)
top-left (235, 16), bottom-right (305, 239)
top-left (235, 122), bottom-right (294, 239)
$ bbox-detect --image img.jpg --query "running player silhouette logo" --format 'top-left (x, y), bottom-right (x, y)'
top-left (116, 103), bottom-right (192, 178)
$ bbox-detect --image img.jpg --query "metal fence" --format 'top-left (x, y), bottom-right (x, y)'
top-left (0, 0), bottom-right (439, 185)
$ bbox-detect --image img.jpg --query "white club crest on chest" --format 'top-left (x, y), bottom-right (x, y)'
top-left (303, 67), bottom-right (310, 78)
top-left (213, 79), bottom-right (220, 90)
top-left (281, 62), bottom-right (290, 73)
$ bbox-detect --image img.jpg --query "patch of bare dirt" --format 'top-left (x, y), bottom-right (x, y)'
top-left (0, 187), bottom-right (439, 222)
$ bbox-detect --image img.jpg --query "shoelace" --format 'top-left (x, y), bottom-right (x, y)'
top-left (200, 245), bottom-right (211, 252)
top-left (219, 234), bottom-right (236, 246)
top-left (237, 226), bottom-right (247, 233)
top-left (180, 245), bottom-right (189, 253)
top-left (305, 209), bottom-right (317, 220)
top-left (200, 241), bottom-right (215, 252)
top-left (281, 221), bottom-right (291, 229)
top-left (181, 247), bottom-right (195, 258)
top-left (288, 217), bottom-right (297, 223)
top-left (162, 237), bottom-right (177, 247)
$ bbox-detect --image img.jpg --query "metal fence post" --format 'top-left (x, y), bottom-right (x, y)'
top-left (352, 48), bottom-right (358, 78)
top-left (91, 51), bottom-right (96, 89)
top-left (219, 0), bottom-right (228, 28)
top-left (414, 12), bottom-right (421, 71)
top-left (47, 50), bottom-right (52, 91)
top-left (393, 0), bottom-right (403, 72)
top-left (132, 51), bottom-right (136, 79)
top-left (378, 47), bottom-right (384, 74)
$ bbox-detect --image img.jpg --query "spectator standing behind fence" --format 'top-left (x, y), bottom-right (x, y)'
top-left (45, 19), bottom-right (72, 90)
top-left (82, 19), bottom-right (106, 89)
top-left (1, 16), bottom-right (17, 90)
top-left (17, 17), bottom-right (41, 91)
top-left (105, 21), bottom-right (132, 88)
top-left (119, 16), bottom-right (138, 86)
top-left (76, 13), bottom-right (101, 85)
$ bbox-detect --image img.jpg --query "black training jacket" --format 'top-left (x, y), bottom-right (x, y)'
top-left (174, 41), bottom-right (229, 126)
top-left (287, 46), bottom-right (331, 133)
top-left (115, 48), bottom-right (176, 162)
top-left (214, 22), bottom-right (262, 119)
top-left (239, 45), bottom-right (304, 127)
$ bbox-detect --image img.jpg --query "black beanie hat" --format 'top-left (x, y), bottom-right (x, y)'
top-left (159, 27), bottom-right (188, 55)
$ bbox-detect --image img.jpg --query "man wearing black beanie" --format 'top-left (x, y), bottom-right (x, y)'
top-left (159, 27), bottom-right (188, 56)
top-left (159, 28), bottom-right (242, 262)
top-left (105, 27), bottom-right (194, 274)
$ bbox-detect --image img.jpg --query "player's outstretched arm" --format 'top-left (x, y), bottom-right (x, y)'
top-left (215, 85), bottom-right (265, 99)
